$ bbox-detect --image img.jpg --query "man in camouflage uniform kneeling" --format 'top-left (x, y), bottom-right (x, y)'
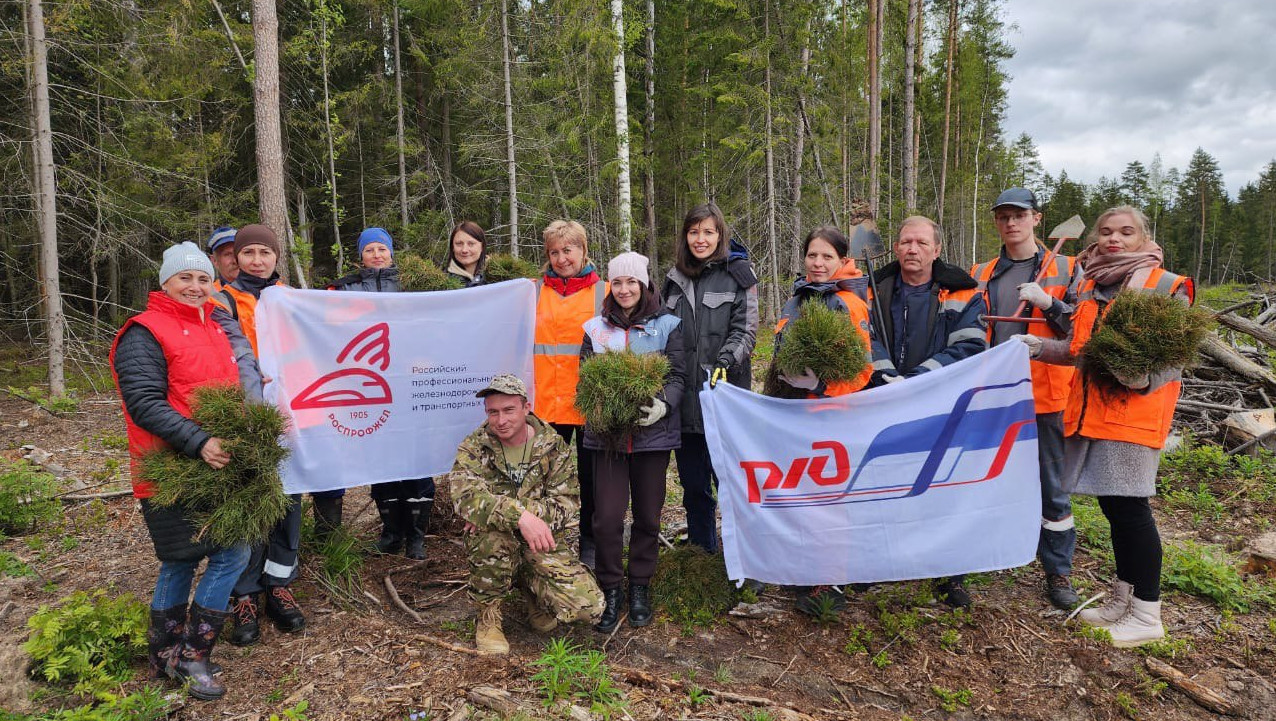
top-left (448, 374), bottom-right (604, 654)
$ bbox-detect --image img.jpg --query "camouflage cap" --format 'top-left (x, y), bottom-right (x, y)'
top-left (475, 373), bottom-right (527, 399)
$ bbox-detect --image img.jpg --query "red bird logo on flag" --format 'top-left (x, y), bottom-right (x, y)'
top-left (291, 323), bottom-right (394, 409)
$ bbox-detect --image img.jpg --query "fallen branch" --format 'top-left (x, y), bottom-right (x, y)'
top-left (612, 662), bottom-right (797, 709)
top-left (60, 489), bottom-right (132, 503)
top-left (468, 686), bottom-right (590, 721)
top-left (384, 574), bottom-right (424, 624)
top-left (411, 633), bottom-right (484, 657)
top-left (1215, 311), bottom-right (1276, 349)
top-left (1199, 335), bottom-right (1276, 389)
top-left (1227, 425), bottom-right (1276, 456)
top-left (1145, 657), bottom-right (1239, 716)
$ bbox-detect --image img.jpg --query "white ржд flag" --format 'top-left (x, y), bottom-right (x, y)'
top-left (256, 281), bottom-right (536, 494)
top-left (701, 341), bottom-right (1041, 585)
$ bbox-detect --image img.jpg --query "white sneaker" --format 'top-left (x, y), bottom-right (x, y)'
top-left (1107, 598), bottom-right (1165, 648)
top-left (1077, 580), bottom-right (1132, 627)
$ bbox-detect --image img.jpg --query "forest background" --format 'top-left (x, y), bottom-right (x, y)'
top-left (1, 0), bottom-right (1272, 394)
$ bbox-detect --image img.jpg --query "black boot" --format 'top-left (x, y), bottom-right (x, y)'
top-left (935, 576), bottom-right (972, 610)
top-left (593, 587), bottom-right (625, 633)
top-left (169, 603), bottom-right (231, 700)
top-left (265, 585), bottom-right (306, 633)
top-left (228, 593), bottom-right (261, 647)
top-left (374, 497), bottom-right (404, 555)
top-left (628, 585), bottom-right (652, 628)
top-left (147, 604), bottom-right (187, 678)
top-left (312, 495), bottom-right (343, 542)
top-left (403, 499), bottom-right (433, 561)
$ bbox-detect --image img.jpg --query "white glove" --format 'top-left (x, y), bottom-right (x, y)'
top-left (1112, 369), bottom-right (1151, 390)
top-left (882, 374), bottom-right (905, 384)
top-left (1017, 282), bottom-right (1053, 311)
top-left (779, 368), bottom-right (820, 391)
top-left (636, 398), bottom-right (668, 426)
top-left (1009, 333), bottom-right (1043, 358)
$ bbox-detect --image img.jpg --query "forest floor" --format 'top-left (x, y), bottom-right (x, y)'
top-left (2, 345), bottom-right (1276, 721)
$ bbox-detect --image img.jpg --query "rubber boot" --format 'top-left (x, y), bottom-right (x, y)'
top-left (1107, 598), bottom-right (1165, 648)
top-left (475, 601), bottom-right (509, 655)
top-left (147, 604), bottom-right (187, 679)
top-left (265, 585), bottom-right (306, 633)
top-left (628, 585), bottom-right (653, 628)
top-left (312, 495), bottom-right (343, 542)
top-left (228, 593), bottom-right (261, 647)
top-left (404, 499), bottom-right (433, 561)
top-left (374, 497), bottom-right (404, 555)
top-left (594, 587), bottom-right (624, 633)
top-left (170, 603), bottom-right (231, 700)
top-left (1078, 580), bottom-right (1132, 628)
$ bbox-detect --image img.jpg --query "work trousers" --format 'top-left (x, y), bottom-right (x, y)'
top-left (551, 423), bottom-right (595, 549)
top-left (465, 529), bottom-right (604, 623)
top-left (1037, 412), bottom-right (1076, 576)
top-left (674, 432), bottom-right (718, 552)
top-left (592, 450), bottom-right (671, 590)
top-left (232, 494), bottom-right (302, 596)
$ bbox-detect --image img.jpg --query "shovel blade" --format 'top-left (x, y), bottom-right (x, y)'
top-left (1048, 214), bottom-right (1086, 241)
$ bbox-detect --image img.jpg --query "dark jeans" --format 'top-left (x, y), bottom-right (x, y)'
top-left (232, 494), bottom-right (302, 596)
top-left (593, 450), bottom-right (671, 590)
top-left (370, 477), bottom-right (435, 502)
top-left (551, 423), bottom-right (594, 546)
top-left (674, 432), bottom-right (718, 553)
top-left (1037, 412), bottom-right (1076, 576)
top-left (1098, 495), bottom-right (1161, 601)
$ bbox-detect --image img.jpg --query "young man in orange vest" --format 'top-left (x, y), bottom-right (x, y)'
top-left (971, 187), bottom-right (1082, 610)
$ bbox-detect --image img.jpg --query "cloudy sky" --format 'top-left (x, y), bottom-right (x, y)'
top-left (1001, 0), bottom-right (1276, 195)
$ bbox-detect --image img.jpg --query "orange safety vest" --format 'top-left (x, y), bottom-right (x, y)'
top-left (971, 252), bottom-right (1078, 414)
top-left (533, 279), bottom-right (608, 425)
top-left (211, 280), bottom-right (284, 357)
top-left (1063, 267), bottom-right (1194, 449)
top-left (774, 265), bottom-right (873, 397)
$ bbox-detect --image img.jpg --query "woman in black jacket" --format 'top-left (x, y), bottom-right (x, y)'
top-left (661, 203), bottom-right (759, 553)
top-left (443, 220), bottom-right (488, 287)
top-left (328, 228), bottom-right (434, 560)
top-left (580, 252), bottom-right (685, 632)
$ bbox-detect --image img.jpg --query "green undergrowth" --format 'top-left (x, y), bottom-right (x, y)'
top-left (650, 546), bottom-right (737, 632)
top-left (529, 638), bottom-right (627, 720)
top-left (303, 520), bottom-right (370, 607)
top-left (23, 590), bottom-right (148, 698)
top-left (0, 461), bottom-right (61, 536)
top-left (1161, 540), bottom-right (1275, 613)
top-left (0, 686), bottom-right (168, 721)
top-left (1160, 438), bottom-right (1276, 507)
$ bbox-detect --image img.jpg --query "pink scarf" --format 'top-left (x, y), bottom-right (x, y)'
top-left (1076, 239), bottom-right (1164, 288)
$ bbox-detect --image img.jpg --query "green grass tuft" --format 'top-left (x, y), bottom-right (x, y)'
top-left (1079, 290), bottom-right (1214, 392)
top-left (396, 253), bottom-right (465, 292)
top-left (575, 351), bottom-right (669, 442)
top-left (142, 385), bottom-right (291, 547)
top-left (651, 546), bottom-right (738, 630)
top-left (1162, 540), bottom-right (1275, 612)
top-left (764, 300), bottom-right (867, 398)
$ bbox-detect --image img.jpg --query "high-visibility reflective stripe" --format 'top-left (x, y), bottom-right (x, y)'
top-left (263, 559), bottom-right (296, 579)
top-left (594, 281), bottom-right (606, 311)
top-left (534, 343), bottom-right (582, 356)
top-left (919, 358), bottom-right (944, 372)
top-left (1042, 516), bottom-right (1075, 532)
top-left (872, 358), bottom-right (896, 371)
top-left (404, 496), bottom-right (435, 503)
top-left (948, 327), bottom-right (986, 345)
top-left (1039, 274), bottom-right (1070, 288)
top-left (941, 299), bottom-right (970, 312)
top-left (1153, 271), bottom-right (1180, 295)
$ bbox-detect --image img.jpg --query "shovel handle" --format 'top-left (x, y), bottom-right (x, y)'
top-left (987, 233), bottom-right (1074, 325)
top-left (982, 315), bottom-right (1048, 325)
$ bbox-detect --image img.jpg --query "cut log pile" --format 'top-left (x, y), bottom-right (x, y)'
top-left (1177, 288), bottom-right (1276, 453)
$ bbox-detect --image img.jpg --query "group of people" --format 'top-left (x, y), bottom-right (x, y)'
top-left (113, 187), bottom-right (1189, 699)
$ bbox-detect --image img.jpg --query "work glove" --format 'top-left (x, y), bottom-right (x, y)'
top-left (1112, 368), bottom-right (1151, 390)
top-left (637, 398), bottom-right (668, 427)
top-left (709, 365), bottom-right (729, 388)
top-left (882, 374), bottom-right (905, 384)
top-left (1017, 282), bottom-right (1053, 311)
top-left (779, 368), bottom-right (820, 391)
top-left (1009, 333), bottom-right (1043, 358)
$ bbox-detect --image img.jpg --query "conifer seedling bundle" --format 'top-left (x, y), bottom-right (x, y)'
top-left (142, 385), bottom-right (291, 547)
top-left (575, 351), bottom-right (669, 439)
top-left (1080, 290), bottom-right (1214, 391)
top-left (482, 253), bottom-right (541, 283)
top-left (396, 253), bottom-right (464, 291)
top-left (764, 300), bottom-right (868, 397)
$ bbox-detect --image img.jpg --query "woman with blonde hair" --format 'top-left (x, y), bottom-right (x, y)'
top-left (533, 220), bottom-right (607, 566)
top-left (1025, 205), bottom-right (1193, 647)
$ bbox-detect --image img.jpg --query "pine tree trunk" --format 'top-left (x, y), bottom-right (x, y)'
top-left (644, 0), bottom-right (658, 268)
top-left (792, 21), bottom-right (811, 275)
top-left (867, 0), bottom-right (882, 217)
top-left (763, 0), bottom-right (779, 322)
top-left (251, 0), bottom-right (290, 252)
top-left (500, 0), bottom-right (519, 256)
top-left (393, 1), bottom-right (410, 234)
top-left (27, 0), bottom-right (65, 396)
top-left (320, 8), bottom-right (342, 270)
top-left (611, 0), bottom-right (633, 251)
top-left (938, 0), bottom-right (958, 226)
top-left (902, 0), bottom-right (919, 212)
top-left (1196, 184), bottom-right (1206, 280)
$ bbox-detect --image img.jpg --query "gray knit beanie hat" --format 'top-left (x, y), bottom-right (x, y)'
top-left (159, 242), bottom-right (216, 286)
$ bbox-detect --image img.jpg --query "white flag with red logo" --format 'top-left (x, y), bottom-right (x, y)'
top-left (255, 281), bottom-right (537, 494)
top-left (701, 341), bottom-right (1041, 585)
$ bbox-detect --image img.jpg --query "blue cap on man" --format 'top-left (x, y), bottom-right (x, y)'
top-left (207, 226), bottom-right (237, 252)
top-left (991, 188), bottom-right (1040, 212)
